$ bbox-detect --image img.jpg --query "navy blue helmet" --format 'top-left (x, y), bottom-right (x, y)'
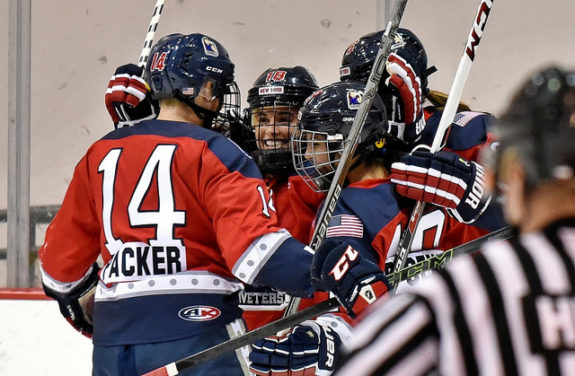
top-left (496, 66), bottom-right (575, 188)
top-left (292, 80), bottom-right (401, 192)
top-left (145, 33), bottom-right (240, 129)
top-left (340, 28), bottom-right (432, 97)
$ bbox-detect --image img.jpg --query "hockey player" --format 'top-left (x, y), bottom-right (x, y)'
top-left (340, 28), bottom-right (506, 271)
top-left (39, 33), bottom-right (323, 376)
top-left (106, 64), bottom-right (327, 330)
top-left (248, 80), bottom-right (488, 375)
top-left (331, 65), bottom-right (575, 375)
top-left (239, 66), bottom-right (328, 330)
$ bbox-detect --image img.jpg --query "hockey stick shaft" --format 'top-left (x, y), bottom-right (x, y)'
top-left (284, 0), bottom-right (410, 317)
top-left (140, 297), bottom-right (340, 376)
top-left (391, 0), bottom-right (494, 282)
top-left (387, 225), bottom-right (513, 287)
top-left (142, 226), bottom-right (512, 376)
top-left (137, 0), bottom-right (165, 67)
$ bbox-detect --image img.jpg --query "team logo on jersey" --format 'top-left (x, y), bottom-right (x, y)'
top-left (178, 305), bottom-right (221, 321)
top-left (347, 89), bottom-right (363, 109)
top-left (239, 286), bottom-right (288, 310)
top-left (202, 37), bottom-right (219, 57)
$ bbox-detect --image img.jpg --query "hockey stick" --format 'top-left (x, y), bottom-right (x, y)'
top-left (283, 0), bottom-right (410, 318)
top-left (111, 0), bottom-right (164, 125)
top-left (142, 226), bottom-right (511, 376)
top-left (391, 0), bottom-right (495, 286)
top-left (140, 297), bottom-right (341, 376)
top-left (387, 225), bottom-right (513, 287)
top-left (137, 0), bottom-right (165, 67)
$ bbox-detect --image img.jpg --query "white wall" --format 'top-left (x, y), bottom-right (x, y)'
top-left (1, 0), bottom-right (575, 285)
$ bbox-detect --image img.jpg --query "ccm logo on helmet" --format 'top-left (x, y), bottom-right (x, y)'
top-left (178, 305), bottom-right (221, 321)
top-left (206, 66), bottom-right (223, 74)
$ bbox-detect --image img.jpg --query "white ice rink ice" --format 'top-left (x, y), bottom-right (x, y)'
top-left (0, 298), bottom-right (92, 375)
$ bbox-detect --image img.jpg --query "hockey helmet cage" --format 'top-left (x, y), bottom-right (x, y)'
top-left (292, 80), bottom-right (397, 192)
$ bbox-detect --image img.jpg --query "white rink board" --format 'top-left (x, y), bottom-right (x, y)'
top-left (0, 299), bottom-right (92, 375)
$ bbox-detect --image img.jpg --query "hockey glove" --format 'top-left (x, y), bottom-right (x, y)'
top-left (391, 149), bottom-right (491, 224)
top-left (385, 52), bottom-right (426, 143)
top-left (42, 263), bottom-right (100, 338)
top-left (217, 109), bottom-right (259, 154)
top-left (311, 240), bottom-right (389, 318)
top-left (249, 319), bottom-right (342, 376)
top-left (105, 63), bottom-right (159, 128)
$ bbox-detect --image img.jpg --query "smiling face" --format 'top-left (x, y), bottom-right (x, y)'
top-left (291, 128), bottom-right (345, 192)
top-left (251, 105), bottom-right (300, 151)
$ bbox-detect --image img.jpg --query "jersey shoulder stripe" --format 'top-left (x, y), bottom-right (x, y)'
top-left (100, 119), bottom-right (262, 179)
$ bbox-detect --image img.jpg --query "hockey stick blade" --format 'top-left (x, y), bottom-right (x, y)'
top-left (141, 297), bottom-right (340, 376)
top-left (284, 0), bottom-right (410, 317)
top-left (388, 225), bottom-right (513, 287)
top-left (391, 0), bottom-right (495, 285)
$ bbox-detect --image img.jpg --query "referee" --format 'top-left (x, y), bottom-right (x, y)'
top-left (333, 66), bottom-right (575, 376)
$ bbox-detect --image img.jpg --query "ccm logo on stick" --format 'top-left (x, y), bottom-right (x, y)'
top-left (465, 0), bottom-right (493, 61)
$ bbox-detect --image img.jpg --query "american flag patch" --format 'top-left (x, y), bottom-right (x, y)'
top-left (453, 111), bottom-right (483, 127)
top-left (326, 214), bottom-right (364, 238)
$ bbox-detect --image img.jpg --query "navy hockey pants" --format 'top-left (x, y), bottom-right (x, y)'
top-left (92, 319), bottom-right (250, 376)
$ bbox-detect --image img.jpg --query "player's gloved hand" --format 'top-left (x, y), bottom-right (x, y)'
top-left (391, 149), bottom-right (491, 224)
top-left (385, 52), bottom-right (426, 143)
top-left (105, 63), bottom-right (159, 128)
top-left (311, 240), bottom-right (389, 318)
top-left (42, 263), bottom-right (100, 338)
top-left (216, 109), bottom-right (258, 154)
top-left (249, 320), bottom-right (342, 376)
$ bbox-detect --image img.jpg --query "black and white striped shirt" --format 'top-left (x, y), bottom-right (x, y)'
top-left (335, 219), bottom-right (575, 375)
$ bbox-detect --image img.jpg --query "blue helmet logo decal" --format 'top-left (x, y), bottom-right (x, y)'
top-left (202, 37), bottom-right (219, 57)
top-left (347, 89), bottom-right (363, 109)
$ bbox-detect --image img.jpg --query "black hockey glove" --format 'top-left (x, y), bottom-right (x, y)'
top-left (249, 319), bottom-right (343, 376)
top-left (218, 109), bottom-right (258, 154)
top-left (105, 64), bottom-right (159, 128)
top-left (43, 263), bottom-right (100, 338)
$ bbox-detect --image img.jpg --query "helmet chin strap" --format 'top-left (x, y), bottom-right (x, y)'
top-left (175, 91), bottom-right (219, 129)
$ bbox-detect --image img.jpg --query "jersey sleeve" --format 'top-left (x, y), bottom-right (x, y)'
top-left (422, 110), bottom-right (495, 162)
top-left (38, 154), bottom-right (101, 284)
top-left (199, 139), bottom-right (313, 295)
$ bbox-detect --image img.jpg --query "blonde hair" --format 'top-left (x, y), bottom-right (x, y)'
top-left (426, 90), bottom-right (472, 112)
